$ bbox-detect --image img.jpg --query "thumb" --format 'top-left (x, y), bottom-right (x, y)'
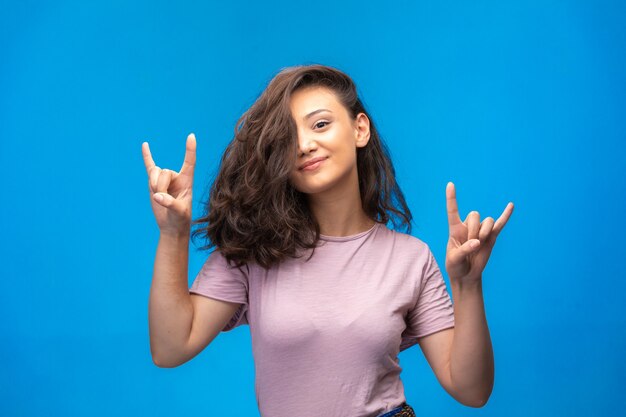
top-left (153, 192), bottom-right (175, 208)
top-left (450, 239), bottom-right (481, 263)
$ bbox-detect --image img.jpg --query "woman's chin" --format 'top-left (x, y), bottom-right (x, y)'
top-left (297, 183), bottom-right (337, 195)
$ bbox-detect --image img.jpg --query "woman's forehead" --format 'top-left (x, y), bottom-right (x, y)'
top-left (290, 86), bottom-right (342, 117)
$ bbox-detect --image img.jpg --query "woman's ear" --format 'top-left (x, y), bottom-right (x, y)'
top-left (355, 112), bottom-right (371, 148)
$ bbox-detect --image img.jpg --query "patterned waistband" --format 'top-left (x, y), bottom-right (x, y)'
top-left (376, 402), bottom-right (416, 417)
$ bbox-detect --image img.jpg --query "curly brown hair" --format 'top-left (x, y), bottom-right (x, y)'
top-left (190, 64), bottom-right (412, 269)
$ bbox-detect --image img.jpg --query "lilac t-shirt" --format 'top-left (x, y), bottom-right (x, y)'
top-left (189, 222), bottom-right (455, 417)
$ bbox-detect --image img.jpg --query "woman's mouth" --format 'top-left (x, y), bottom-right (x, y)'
top-left (300, 158), bottom-right (326, 171)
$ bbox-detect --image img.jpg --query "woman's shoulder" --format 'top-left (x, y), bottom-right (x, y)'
top-left (380, 224), bottom-right (430, 252)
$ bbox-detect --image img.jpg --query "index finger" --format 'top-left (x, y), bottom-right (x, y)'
top-left (142, 142), bottom-right (156, 175)
top-left (179, 133), bottom-right (197, 176)
top-left (446, 182), bottom-right (462, 228)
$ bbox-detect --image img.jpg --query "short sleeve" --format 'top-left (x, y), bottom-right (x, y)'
top-left (400, 246), bottom-right (455, 351)
top-left (189, 249), bottom-right (249, 332)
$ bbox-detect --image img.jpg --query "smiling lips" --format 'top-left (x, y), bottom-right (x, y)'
top-left (299, 157), bottom-right (327, 171)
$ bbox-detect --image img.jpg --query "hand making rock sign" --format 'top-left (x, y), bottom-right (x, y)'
top-left (141, 133), bottom-right (197, 235)
top-left (444, 182), bottom-right (514, 285)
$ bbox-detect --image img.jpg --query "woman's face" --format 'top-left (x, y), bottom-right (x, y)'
top-left (288, 86), bottom-right (370, 196)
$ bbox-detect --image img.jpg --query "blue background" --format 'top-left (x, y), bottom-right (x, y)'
top-left (2, 0), bottom-right (624, 416)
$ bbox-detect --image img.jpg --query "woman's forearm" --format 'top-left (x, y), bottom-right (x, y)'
top-left (448, 278), bottom-right (494, 407)
top-left (148, 230), bottom-right (194, 366)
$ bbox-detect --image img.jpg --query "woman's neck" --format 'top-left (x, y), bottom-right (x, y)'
top-left (306, 188), bottom-right (375, 238)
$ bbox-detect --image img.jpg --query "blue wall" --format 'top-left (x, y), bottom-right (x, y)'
top-left (1, 0), bottom-right (624, 415)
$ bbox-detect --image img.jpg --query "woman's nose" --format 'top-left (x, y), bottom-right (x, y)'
top-left (297, 134), bottom-right (317, 155)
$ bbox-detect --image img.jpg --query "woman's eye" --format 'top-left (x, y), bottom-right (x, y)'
top-left (314, 121), bottom-right (329, 129)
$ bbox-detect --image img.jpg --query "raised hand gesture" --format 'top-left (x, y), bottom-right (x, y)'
top-left (444, 182), bottom-right (514, 285)
top-left (141, 133), bottom-right (197, 236)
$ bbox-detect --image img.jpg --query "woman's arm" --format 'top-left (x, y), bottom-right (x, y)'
top-left (142, 136), bottom-right (198, 367)
top-left (417, 182), bottom-right (512, 407)
top-left (149, 231), bottom-right (194, 366)
top-left (418, 278), bottom-right (493, 407)
top-left (448, 279), bottom-right (494, 405)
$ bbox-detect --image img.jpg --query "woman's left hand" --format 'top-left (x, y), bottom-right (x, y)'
top-left (444, 182), bottom-right (514, 285)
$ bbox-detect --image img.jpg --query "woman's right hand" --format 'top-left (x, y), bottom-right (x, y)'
top-left (141, 133), bottom-right (197, 235)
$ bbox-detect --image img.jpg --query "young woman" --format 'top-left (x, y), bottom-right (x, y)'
top-left (143, 64), bottom-right (513, 417)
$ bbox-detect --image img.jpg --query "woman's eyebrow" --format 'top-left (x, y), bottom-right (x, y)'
top-left (304, 108), bottom-right (332, 120)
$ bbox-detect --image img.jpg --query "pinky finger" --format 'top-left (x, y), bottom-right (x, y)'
top-left (493, 202), bottom-right (514, 237)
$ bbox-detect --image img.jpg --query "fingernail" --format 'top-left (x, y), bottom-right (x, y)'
top-left (470, 240), bottom-right (480, 248)
top-left (154, 194), bottom-right (163, 202)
